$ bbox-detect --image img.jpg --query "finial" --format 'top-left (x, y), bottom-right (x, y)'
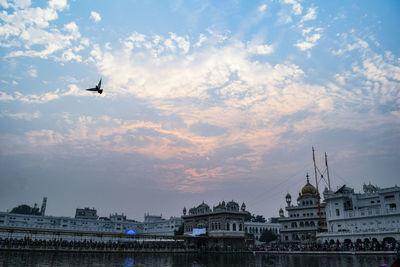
top-left (306, 173), bottom-right (310, 183)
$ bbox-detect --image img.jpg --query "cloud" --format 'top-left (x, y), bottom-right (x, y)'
top-left (0, 111), bottom-right (40, 120)
top-left (48, 0), bottom-right (68, 11)
top-left (0, 82), bottom-right (106, 104)
top-left (12, 0), bottom-right (31, 9)
top-left (90, 11), bottom-right (101, 22)
top-left (0, 0), bottom-right (85, 62)
top-left (0, 0), bottom-right (9, 8)
top-left (27, 66), bottom-right (38, 77)
top-left (247, 40), bottom-right (274, 55)
top-left (26, 129), bottom-right (64, 146)
top-left (0, 89), bottom-right (61, 103)
top-left (301, 7), bottom-right (317, 22)
top-left (295, 27), bottom-right (323, 51)
top-left (258, 4), bottom-right (267, 13)
top-left (332, 37), bottom-right (369, 56)
top-left (282, 0), bottom-right (303, 15)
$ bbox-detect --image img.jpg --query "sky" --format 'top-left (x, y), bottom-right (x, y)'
top-left (0, 0), bottom-right (399, 221)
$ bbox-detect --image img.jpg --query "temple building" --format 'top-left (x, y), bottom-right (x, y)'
top-left (278, 174), bottom-right (327, 243)
top-left (316, 183), bottom-right (400, 243)
top-left (182, 201), bottom-right (248, 249)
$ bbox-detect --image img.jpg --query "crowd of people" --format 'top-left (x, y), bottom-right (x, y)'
top-left (1, 236), bottom-right (399, 254)
top-left (0, 237), bottom-right (186, 251)
top-left (263, 239), bottom-right (400, 252)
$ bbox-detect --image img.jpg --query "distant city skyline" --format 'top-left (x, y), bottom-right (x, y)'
top-left (0, 0), bottom-right (399, 221)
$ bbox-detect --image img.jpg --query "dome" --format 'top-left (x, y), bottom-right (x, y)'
top-left (301, 182), bottom-right (317, 196)
top-left (297, 174), bottom-right (317, 200)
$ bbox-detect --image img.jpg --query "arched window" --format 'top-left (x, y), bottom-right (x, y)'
top-left (300, 222), bottom-right (304, 227)
top-left (233, 224), bottom-right (236, 231)
top-left (239, 224), bottom-right (242, 231)
top-left (227, 223), bottom-right (230, 231)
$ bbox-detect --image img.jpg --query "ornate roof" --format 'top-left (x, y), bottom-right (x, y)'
top-left (226, 200), bottom-right (239, 211)
top-left (297, 174), bottom-right (317, 200)
top-left (188, 202), bottom-right (211, 215)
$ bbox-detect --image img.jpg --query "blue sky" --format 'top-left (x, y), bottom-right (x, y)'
top-left (0, 0), bottom-right (399, 220)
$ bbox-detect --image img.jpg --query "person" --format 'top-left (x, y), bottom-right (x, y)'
top-left (391, 249), bottom-right (400, 267)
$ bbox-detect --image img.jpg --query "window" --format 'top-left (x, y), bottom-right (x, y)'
top-left (336, 209), bottom-right (340, 216)
top-left (384, 195), bottom-right (395, 201)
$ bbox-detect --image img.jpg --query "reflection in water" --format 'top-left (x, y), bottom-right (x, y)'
top-left (0, 251), bottom-right (396, 267)
top-left (124, 257), bottom-right (134, 266)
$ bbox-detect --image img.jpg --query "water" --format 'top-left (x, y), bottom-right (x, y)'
top-left (0, 251), bottom-right (396, 266)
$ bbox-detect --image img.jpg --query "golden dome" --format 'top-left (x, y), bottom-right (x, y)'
top-left (298, 174), bottom-right (317, 200)
top-left (302, 182), bottom-right (317, 195)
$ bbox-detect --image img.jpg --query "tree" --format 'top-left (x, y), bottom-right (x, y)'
top-left (254, 215), bottom-right (266, 223)
top-left (244, 212), bottom-right (266, 222)
top-left (174, 224), bottom-right (184, 236)
top-left (244, 212), bottom-right (253, 222)
top-left (259, 229), bottom-right (278, 243)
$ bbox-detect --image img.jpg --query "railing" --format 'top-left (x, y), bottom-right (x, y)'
top-left (341, 209), bottom-right (399, 220)
top-left (316, 228), bottom-right (400, 237)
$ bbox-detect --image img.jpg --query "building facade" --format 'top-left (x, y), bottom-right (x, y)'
top-left (278, 174), bottom-right (327, 243)
top-left (244, 220), bottom-right (281, 241)
top-left (316, 183), bottom-right (400, 243)
top-left (143, 213), bottom-right (183, 236)
top-left (0, 205), bottom-right (182, 237)
top-left (182, 201), bottom-right (248, 249)
top-left (183, 201), bottom-right (247, 237)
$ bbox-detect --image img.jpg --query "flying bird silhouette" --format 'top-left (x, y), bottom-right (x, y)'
top-left (86, 78), bottom-right (103, 94)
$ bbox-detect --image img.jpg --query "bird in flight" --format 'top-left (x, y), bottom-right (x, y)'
top-left (86, 78), bottom-right (103, 94)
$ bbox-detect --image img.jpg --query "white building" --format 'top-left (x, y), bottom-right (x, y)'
top-left (317, 183), bottom-right (400, 243)
top-left (0, 206), bottom-right (183, 238)
top-left (142, 213), bottom-right (183, 236)
top-left (278, 174), bottom-right (327, 243)
top-left (0, 211), bottom-right (142, 234)
top-left (244, 220), bottom-right (280, 241)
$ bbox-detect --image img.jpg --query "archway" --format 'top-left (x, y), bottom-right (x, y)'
top-left (344, 239), bottom-right (352, 244)
top-left (383, 237), bottom-right (396, 244)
